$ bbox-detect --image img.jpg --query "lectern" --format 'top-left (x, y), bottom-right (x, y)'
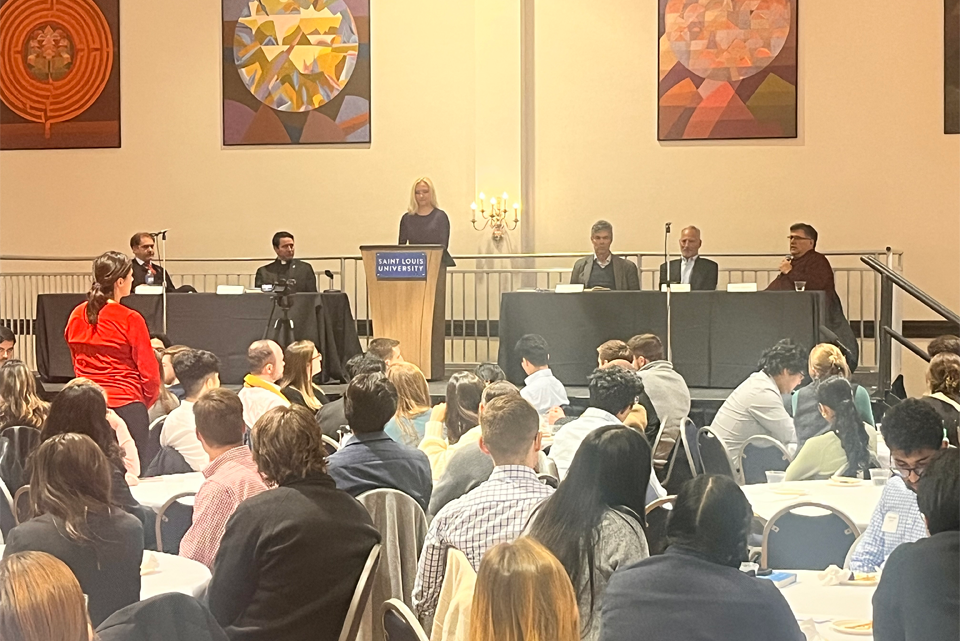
top-left (360, 245), bottom-right (446, 379)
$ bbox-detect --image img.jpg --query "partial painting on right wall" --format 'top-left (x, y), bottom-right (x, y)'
top-left (946, 0), bottom-right (959, 134)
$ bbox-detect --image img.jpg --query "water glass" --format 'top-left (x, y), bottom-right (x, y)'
top-left (870, 468), bottom-right (891, 486)
top-left (794, 281), bottom-right (806, 292)
top-left (765, 471), bottom-right (786, 483)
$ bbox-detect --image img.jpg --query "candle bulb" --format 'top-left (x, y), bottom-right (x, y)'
top-left (479, 192), bottom-right (485, 201)
top-left (502, 192), bottom-right (508, 201)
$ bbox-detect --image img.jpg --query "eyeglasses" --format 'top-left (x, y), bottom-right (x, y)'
top-left (890, 459), bottom-right (929, 480)
top-left (787, 235), bottom-right (812, 241)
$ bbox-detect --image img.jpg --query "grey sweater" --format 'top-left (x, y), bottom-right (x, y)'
top-left (637, 361), bottom-right (691, 461)
top-left (428, 442), bottom-right (493, 517)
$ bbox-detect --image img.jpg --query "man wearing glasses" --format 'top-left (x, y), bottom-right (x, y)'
top-left (848, 399), bottom-right (950, 572)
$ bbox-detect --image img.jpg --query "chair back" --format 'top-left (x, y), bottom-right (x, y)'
top-left (0, 426), bottom-right (41, 493)
top-left (338, 543), bottom-right (382, 641)
top-left (661, 418), bottom-right (699, 494)
top-left (322, 434), bottom-right (341, 455)
top-left (643, 495), bottom-right (677, 556)
top-left (0, 477), bottom-right (15, 538)
top-left (537, 473), bottom-right (559, 489)
top-left (155, 491), bottom-right (196, 554)
top-left (697, 427), bottom-right (738, 481)
top-left (682, 417), bottom-right (702, 475)
top-left (12, 484), bottom-right (31, 526)
top-left (843, 533), bottom-right (864, 570)
top-left (761, 502), bottom-right (860, 570)
top-left (738, 435), bottom-right (792, 484)
top-left (430, 548), bottom-right (477, 641)
top-left (381, 598), bottom-right (429, 641)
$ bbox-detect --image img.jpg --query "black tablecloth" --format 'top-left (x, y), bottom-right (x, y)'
top-left (497, 291), bottom-right (824, 388)
top-left (36, 293), bottom-right (362, 385)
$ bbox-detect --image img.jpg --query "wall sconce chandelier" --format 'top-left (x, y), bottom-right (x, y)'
top-left (470, 192), bottom-right (520, 241)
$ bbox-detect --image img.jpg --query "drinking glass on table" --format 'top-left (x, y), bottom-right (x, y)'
top-left (794, 281), bottom-right (806, 292)
top-left (870, 468), bottom-right (891, 485)
top-left (765, 471), bottom-right (786, 483)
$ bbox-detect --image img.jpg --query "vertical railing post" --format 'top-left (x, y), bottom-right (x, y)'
top-left (877, 274), bottom-right (894, 397)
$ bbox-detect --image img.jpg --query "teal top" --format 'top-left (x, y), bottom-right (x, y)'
top-left (384, 408), bottom-right (432, 447)
top-left (791, 383), bottom-right (875, 426)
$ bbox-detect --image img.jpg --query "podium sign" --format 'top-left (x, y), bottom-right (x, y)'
top-left (375, 251), bottom-right (427, 280)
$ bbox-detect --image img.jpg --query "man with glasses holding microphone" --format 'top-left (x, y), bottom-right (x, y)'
top-left (848, 399), bottom-right (951, 572)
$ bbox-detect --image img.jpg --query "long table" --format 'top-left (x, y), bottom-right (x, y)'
top-left (497, 291), bottom-right (824, 388)
top-left (35, 292), bottom-right (363, 385)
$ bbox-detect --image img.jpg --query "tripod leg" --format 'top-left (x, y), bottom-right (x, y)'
top-left (263, 298), bottom-right (278, 340)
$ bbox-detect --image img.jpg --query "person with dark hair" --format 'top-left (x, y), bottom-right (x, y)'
top-left (658, 225), bottom-right (719, 291)
top-left (413, 394), bottom-right (553, 619)
top-left (872, 448), bottom-right (959, 641)
top-left (238, 339), bottom-right (290, 430)
top-left (569, 220), bottom-right (640, 291)
top-left (129, 232), bottom-right (175, 291)
top-left (316, 352), bottom-right (386, 439)
top-left (529, 426), bottom-right (650, 641)
top-left (159, 349), bottom-right (221, 471)
top-left (65, 251), bottom-right (161, 469)
top-left (516, 334), bottom-right (569, 415)
top-left (928, 334), bottom-right (960, 358)
top-left (0, 324), bottom-right (15, 365)
top-left (417, 372), bottom-right (484, 475)
top-left (367, 337), bottom-right (403, 366)
top-left (627, 333), bottom-right (691, 465)
top-left (253, 231), bottom-right (317, 293)
top-left (599, 475), bottom-right (804, 641)
top-left (179, 388), bottom-right (268, 569)
top-left (207, 405), bottom-right (380, 641)
top-left (3, 433), bottom-right (143, 627)
top-left (785, 376), bottom-right (877, 481)
top-left (920, 352), bottom-right (960, 446)
top-left (326, 373), bottom-right (432, 510)
top-left (474, 362), bottom-right (505, 384)
top-left (710, 339), bottom-right (807, 470)
top-left (849, 399), bottom-right (949, 572)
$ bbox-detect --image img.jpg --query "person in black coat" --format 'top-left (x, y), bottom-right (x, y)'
top-left (657, 226), bottom-right (719, 291)
top-left (207, 405), bottom-right (380, 641)
top-left (3, 433), bottom-right (144, 627)
top-left (97, 593), bottom-right (229, 641)
top-left (316, 352), bottom-right (386, 439)
top-left (254, 231), bottom-right (317, 293)
top-left (131, 232), bottom-right (176, 291)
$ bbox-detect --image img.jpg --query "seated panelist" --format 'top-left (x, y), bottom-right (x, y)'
top-left (658, 225), bottom-right (718, 290)
top-left (569, 220), bottom-right (640, 290)
top-left (130, 232), bottom-right (175, 290)
top-left (255, 231), bottom-right (318, 293)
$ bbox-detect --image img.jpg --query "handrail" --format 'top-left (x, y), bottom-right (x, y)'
top-left (885, 327), bottom-right (933, 363)
top-left (860, 256), bottom-right (960, 325)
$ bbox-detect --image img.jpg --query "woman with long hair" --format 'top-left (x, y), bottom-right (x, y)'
top-left (65, 251), bottom-right (161, 469)
top-left (398, 176), bottom-right (455, 267)
top-left (2, 433), bottom-right (143, 627)
top-left (0, 551), bottom-right (94, 641)
top-left (785, 376), bottom-right (877, 481)
top-left (384, 362), bottom-right (432, 446)
top-left (279, 340), bottom-right (329, 411)
top-left (470, 537), bottom-right (580, 641)
top-left (921, 352), bottom-right (960, 446)
top-left (0, 359), bottom-right (49, 429)
top-left (528, 425), bottom-right (650, 641)
top-left (63, 377), bottom-right (141, 479)
top-left (442, 371), bottom-right (483, 446)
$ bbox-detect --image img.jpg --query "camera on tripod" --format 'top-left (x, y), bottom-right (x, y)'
top-left (262, 278), bottom-right (297, 308)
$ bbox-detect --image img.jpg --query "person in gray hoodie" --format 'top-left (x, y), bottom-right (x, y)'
top-left (627, 334), bottom-right (691, 465)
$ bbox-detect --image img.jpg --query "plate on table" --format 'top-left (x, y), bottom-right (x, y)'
top-left (840, 572), bottom-right (879, 587)
top-left (828, 476), bottom-right (864, 487)
top-left (830, 619), bottom-right (873, 635)
top-left (770, 487), bottom-right (809, 497)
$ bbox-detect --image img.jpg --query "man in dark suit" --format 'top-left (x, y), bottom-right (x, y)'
top-left (254, 231), bottom-right (318, 293)
top-left (658, 225), bottom-right (718, 290)
top-left (569, 220), bottom-right (640, 290)
top-left (130, 232), bottom-right (175, 291)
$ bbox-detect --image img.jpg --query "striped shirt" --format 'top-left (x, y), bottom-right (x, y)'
top-left (848, 475), bottom-right (927, 572)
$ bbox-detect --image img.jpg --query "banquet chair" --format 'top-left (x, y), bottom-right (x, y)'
top-left (538, 473), bottom-right (560, 489)
top-left (696, 427), bottom-right (738, 481)
top-left (842, 533), bottom-right (864, 569)
top-left (322, 434), bottom-right (341, 455)
top-left (738, 435), bottom-right (792, 485)
top-left (430, 548), bottom-right (476, 641)
top-left (12, 484), bottom-right (30, 526)
top-left (761, 502), bottom-right (860, 571)
top-left (644, 495), bottom-right (677, 556)
top-left (382, 598), bottom-right (430, 641)
top-left (661, 418), bottom-right (700, 494)
top-left (0, 425), bottom-right (42, 492)
top-left (155, 491), bottom-right (196, 554)
top-left (0, 477), bottom-right (15, 538)
top-left (338, 543), bottom-right (382, 641)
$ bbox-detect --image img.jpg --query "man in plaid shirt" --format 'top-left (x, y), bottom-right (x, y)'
top-left (180, 388), bottom-right (269, 568)
top-left (413, 394), bottom-right (553, 618)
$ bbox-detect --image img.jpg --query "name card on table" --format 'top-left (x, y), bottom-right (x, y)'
top-left (555, 284), bottom-right (585, 293)
top-left (134, 285), bottom-right (163, 295)
top-left (375, 251), bottom-right (427, 280)
top-left (726, 283), bottom-right (758, 292)
top-left (660, 284), bottom-right (691, 292)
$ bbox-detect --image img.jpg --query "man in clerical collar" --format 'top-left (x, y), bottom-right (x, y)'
top-left (130, 232), bottom-right (175, 290)
top-left (569, 220), bottom-right (640, 290)
top-left (254, 231), bottom-right (318, 293)
top-left (658, 225), bottom-right (719, 290)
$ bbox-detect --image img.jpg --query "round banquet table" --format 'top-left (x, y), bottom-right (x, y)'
top-left (778, 570), bottom-right (876, 640)
top-left (130, 472), bottom-right (204, 511)
top-left (741, 479), bottom-right (885, 530)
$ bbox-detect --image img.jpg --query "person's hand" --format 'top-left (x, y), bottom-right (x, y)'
top-left (546, 406), bottom-right (565, 425)
top-left (430, 402), bottom-right (447, 423)
top-left (779, 257), bottom-right (793, 274)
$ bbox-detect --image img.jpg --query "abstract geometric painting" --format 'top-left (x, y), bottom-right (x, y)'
top-left (658, 0), bottom-right (798, 141)
top-left (0, 0), bottom-right (120, 149)
top-left (222, 0), bottom-right (370, 146)
top-left (946, 0), bottom-right (959, 134)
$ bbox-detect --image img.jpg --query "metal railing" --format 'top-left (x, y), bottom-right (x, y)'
top-left (1, 249), bottom-right (901, 372)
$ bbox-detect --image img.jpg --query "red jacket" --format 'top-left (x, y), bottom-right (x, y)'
top-left (65, 301), bottom-right (161, 408)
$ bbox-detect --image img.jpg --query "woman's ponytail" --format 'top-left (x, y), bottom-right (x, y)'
top-left (86, 252), bottom-right (132, 325)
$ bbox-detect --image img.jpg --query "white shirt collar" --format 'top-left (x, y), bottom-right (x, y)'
top-left (580, 407), bottom-right (623, 425)
top-left (135, 257), bottom-right (150, 266)
top-left (594, 254), bottom-right (613, 268)
top-left (681, 255), bottom-right (697, 265)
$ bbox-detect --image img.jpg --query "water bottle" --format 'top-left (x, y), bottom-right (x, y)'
top-left (145, 270), bottom-right (154, 286)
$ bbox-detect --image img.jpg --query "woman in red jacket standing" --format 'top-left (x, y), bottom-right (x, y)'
top-left (66, 251), bottom-right (160, 469)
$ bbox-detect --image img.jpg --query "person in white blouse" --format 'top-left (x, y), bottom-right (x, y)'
top-left (159, 349), bottom-right (221, 471)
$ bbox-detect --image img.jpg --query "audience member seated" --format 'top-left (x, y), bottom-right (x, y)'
top-left (161, 345), bottom-right (191, 401)
top-left (316, 352), bottom-right (385, 440)
top-left (0, 551), bottom-right (95, 641)
top-left (0, 359), bottom-right (48, 429)
top-left (529, 425), bottom-right (650, 641)
top-left (710, 339), bottom-right (806, 471)
top-left (791, 343), bottom-right (875, 450)
top-left (327, 373), bottom-right (432, 510)
top-left (179, 388), bottom-right (268, 569)
top-left (63, 377), bottom-right (140, 480)
top-left (3, 434), bottom-right (143, 627)
top-left (597, 361), bottom-right (647, 431)
top-left (928, 333), bottom-right (960, 358)
top-left (848, 399), bottom-right (949, 572)
top-left (872, 448), bottom-right (959, 641)
top-left (279, 340), bottom-right (329, 411)
top-left (149, 332), bottom-right (172, 351)
top-left (516, 334), bottom-right (569, 415)
top-left (383, 362), bottom-right (433, 446)
top-left (367, 336), bottom-right (404, 366)
top-left (469, 537), bottom-right (580, 641)
top-left (207, 405), bottom-right (380, 641)
top-left (474, 362), bottom-right (505, 385)
top-left (253, 231), bottom-right (318, 293)
top-left (148, 348), bottom-right (181, 423)
top-left (158, 349), bottom-right (220, 472)
top-left (599, 475), bottom-right (804, 641)
top-left (237, 340), bottom-right (289, 431)
top-left (919, 352), bottom-right (960, 446)
top-left (413, 395), bottom-right (553, 619)
top-left (427, 382), bottom-right (522, 516)
top-left (658, 225), bottom-right (719, 291)
top-left (785, 376), bottom-right (878, 481)
top-left (569, 220), bottom-right (640, 291)
top-left (628, 333), bottom-right (691, 462)
top-left (597, 339), bottom-right (632, 367)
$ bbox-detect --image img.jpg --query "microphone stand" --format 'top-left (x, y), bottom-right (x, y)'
top-left (664, 222), bottom-right (673, 362)
top-left (156, 230), bottom-right (169, 334)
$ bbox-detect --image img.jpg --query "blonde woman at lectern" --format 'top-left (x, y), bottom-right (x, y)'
top-left (398, 177), bottom-right (456, 266)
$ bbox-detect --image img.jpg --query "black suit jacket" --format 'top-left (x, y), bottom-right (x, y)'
top-left (132, 260), bottom-right (175, 291)
top-left (254, 259), bottom-right (317, 293)
top-left (658, 257), bottom-right (719, 290)
top-left (316, 397), bottom-right (347, 439)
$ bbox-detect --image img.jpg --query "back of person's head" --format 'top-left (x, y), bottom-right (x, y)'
top-left (627, 334), bottom-right (663, 363)
top-left (367, 337), bottom-right (400, 362)
top-left (916, 448), bottom-right (959, 534)
top-left (149, 332), bottom-right (172, 349)
top-left (272, 231), bottom-right (293, 248)
top-left (587, 366), bottom-right (641, 416)
top-left (86, 251), bottom-right (133, 325)
top-left (475, 362), bottom-right (506, 385)
top-left (790, 222), bottom-right (818, 246)
top-left (345, 372), bottom-right (398, 435)
top-left (470, 537), bottom-right (580, 641)
top-left (817, 376), bottom-right (870, 477)
top-left (929, 334), bottom-right (960, 358)
top-left (445, 371), bottom-right (484, 444)
top-left (879, 398), bottom-right (945, 456)
top-left (194, 388), bottom-right (246, 449)
top-left (0, 360), bottom-right (46, 427)
top-left (0, 551), bottom-right (93, 641)
top-left (482, 380), bottom-right (519, 406)
top-left (28, 433), bottom-right (113, 543)
top-left (386, 362), bottom-right (430, 414)
top-left (927, 352), bottom-right (960, 397)
top-left (515, 334), bottom-right (549, 367)
top-left (345, 352), bottom-right (386, 380)
top-left (758, 339), bottom-right (807, 377)
top-left (667, 475), bottom-right (752, 567)
top-left (480, 395), bottom-right (540, 464)
top-left (251, 405), bottom-right (327, 485)
top-left (808, 343), bottom-right (850, 380)
top-left (41, 384), bottom-right (122, 470)
top-left (172, 349), bottom-right (220, 398)
top-left (597, 339), bottom-right (631, 364)
top-left (246, 340), bottom-right (277, 376)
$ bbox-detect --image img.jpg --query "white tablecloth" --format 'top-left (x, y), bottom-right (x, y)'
top-left (130, 472), bottom-right (204, 511)
top-left (778, 570), bottom-right (876, 640)
top-left (742, 480), bottom-right (885, 530)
